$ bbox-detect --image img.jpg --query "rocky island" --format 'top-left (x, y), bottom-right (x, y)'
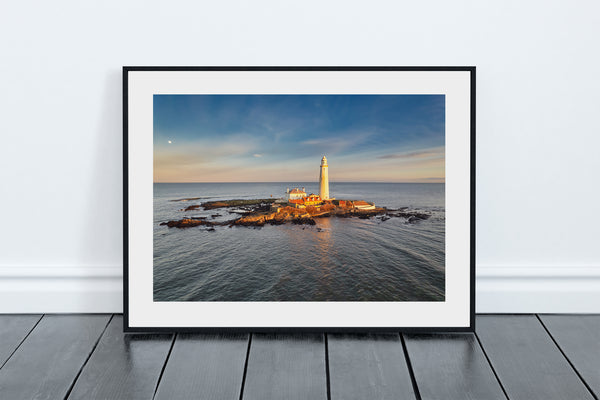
top-left (160, 198), bottom-right (430, 229)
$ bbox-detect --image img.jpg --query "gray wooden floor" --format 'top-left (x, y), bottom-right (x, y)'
top-left (0, 315), bottom-right (598, 400)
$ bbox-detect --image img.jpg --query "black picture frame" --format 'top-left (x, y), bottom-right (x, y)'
top-left (123, 66), bottom-right (475, 333)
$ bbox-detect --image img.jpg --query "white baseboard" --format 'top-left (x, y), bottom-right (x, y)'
top-left (0, 267), bottom-right (123, 313)
top-left (0, 266), bottom-right (599, 313)
top-left (476, 266), bottom-right (600, 313)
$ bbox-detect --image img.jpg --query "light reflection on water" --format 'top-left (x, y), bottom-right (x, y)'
top-left (154, 182), bottom-right (445, 302)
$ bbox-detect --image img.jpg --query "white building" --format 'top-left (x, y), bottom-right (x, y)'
top-left (286, 187), bottom-right (307, 201)
top-left (352, 201), bottom-right (376, 210)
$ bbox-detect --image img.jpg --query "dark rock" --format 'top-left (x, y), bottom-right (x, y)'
top-left (201, 198), bottom-right (277, 210)
top-left (406, 213), bottom-right (430, 223)
top-left (181, 204), bottom-right (201, 211)
top-left (160, 218), bottom-right (231, 229)
top-left (163, 219), bottom-right (204, 228)
top-left (391, 212), bottom-right (431, 221)
top-left (292, 217), bottom-right (316, 225)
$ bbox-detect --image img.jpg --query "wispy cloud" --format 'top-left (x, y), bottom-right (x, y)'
top-left (154, 135), bottom-right (260, 182)
top-left (253, 153), bottom-right (263, 158)
top-left (300, 131), bottom-right (374, 155)
top-left (377, 146), bottom-right (444, 160)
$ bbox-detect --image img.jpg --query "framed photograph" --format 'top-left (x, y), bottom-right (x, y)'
top-left (123, 67), bottom-right (475, 332)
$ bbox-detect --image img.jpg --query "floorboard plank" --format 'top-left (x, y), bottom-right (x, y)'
top-left (0, 314), bottom-right (41, 368)
top-left (328, 333), bottom-right (415, 400)
top-left (66, 315), bottom-right (173, 400)
top-left (404, 333), bottom-right (506, 400)
top-left (539, 314), bottom-right (600, 398)
top-left (242, 333), bottom-right (327, 400)
top-left (0, 314), bottom-right (110, 400)
top-left (154, 333), bottom-right (249, 400)
top-left (476, 315), bottom-right (594, 400)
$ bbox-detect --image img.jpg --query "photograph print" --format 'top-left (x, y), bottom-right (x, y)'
top-left (153, 94), bottom-right (446, 303)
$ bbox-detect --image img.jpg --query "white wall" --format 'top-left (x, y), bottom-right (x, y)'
top-left (1, 0), bottom-right (599, 313)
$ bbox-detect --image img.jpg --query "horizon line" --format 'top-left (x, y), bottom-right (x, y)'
top-left (153, 181), bottom-right (445, 184)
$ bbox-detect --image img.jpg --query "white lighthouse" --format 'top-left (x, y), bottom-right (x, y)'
top-left (319, 156), bottom-right (329, 200)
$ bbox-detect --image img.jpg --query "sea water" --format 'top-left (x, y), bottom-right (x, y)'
top-left (153, 182), bottom-right (444, 302)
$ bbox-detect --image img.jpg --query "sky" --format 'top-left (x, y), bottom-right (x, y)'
top-left (153, 95), bottom-right (445, 183)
